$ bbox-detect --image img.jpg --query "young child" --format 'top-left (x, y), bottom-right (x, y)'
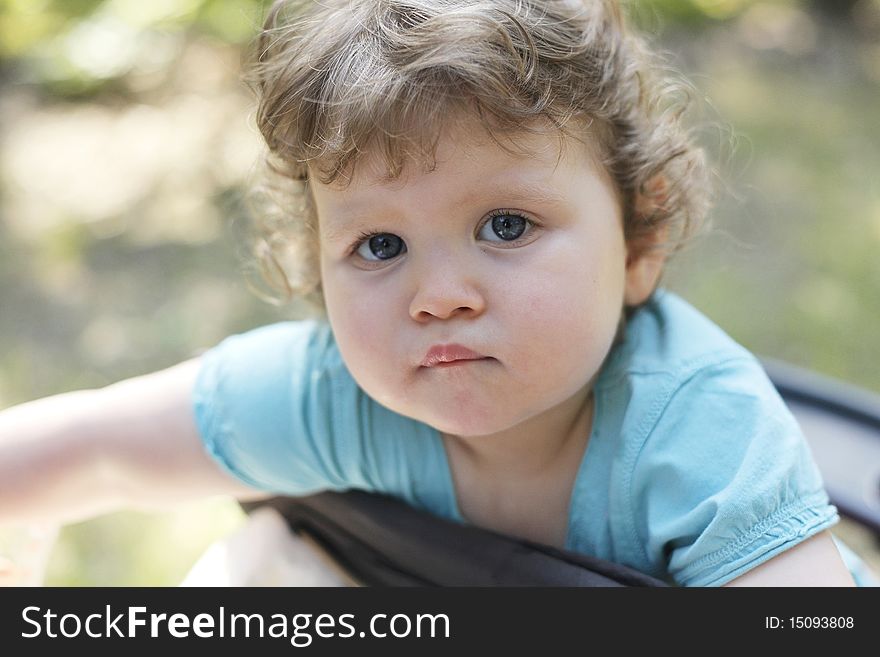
top-left (0, 0), bottom-right (862, 587)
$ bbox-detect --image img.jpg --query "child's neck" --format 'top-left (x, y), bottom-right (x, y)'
top-left (441, 380), bottom-right (596, 547)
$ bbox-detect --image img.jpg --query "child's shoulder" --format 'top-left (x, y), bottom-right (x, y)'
top-left (595, 293), bottom-right (837, 586)
top-left (600, 288), bottom-right (758, 388)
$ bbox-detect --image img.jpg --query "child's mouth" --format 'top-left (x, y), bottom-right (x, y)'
top-left (420, 344), bottom-right (491, 368)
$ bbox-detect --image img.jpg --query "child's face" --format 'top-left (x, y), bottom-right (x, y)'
top-left (312, 119), bottom-right (635, 437)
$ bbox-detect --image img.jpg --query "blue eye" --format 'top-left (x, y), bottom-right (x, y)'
top-left (478, 212), bottom-right (530, 242)
top-left (355, 233), bottom-right (406, 261)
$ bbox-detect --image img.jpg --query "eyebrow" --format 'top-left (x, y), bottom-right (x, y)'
top-left (321, 180), bottom-right (570, 244)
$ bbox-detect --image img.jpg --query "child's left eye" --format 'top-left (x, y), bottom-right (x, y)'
top-left (477, 211), bottom-right (534, 243)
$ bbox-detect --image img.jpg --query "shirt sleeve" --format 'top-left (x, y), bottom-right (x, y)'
top-left (627, 356), bottom-right (839, 587)
top-left (191, 321), bottom-right (358, 494)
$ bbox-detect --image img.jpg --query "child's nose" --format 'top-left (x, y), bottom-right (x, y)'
top-left (407, 253), bottom-right (486, 322)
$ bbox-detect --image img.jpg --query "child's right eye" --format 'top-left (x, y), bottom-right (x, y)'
top-left (354, 232), bottom-right (407, 261)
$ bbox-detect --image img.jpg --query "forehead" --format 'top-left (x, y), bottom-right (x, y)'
top-left (310, 118), bottom-right (609, 233)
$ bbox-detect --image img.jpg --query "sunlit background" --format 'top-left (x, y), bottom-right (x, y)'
top-left (0, 0), bottom-right (878, 584)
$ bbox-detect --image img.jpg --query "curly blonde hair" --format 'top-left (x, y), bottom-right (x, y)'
top-left (244, 0), bottom-right (712, 323)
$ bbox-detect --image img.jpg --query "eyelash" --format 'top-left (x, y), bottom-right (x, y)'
top-left (348, 230), bottom-right (383, 256)
top-left (346, 209), bottom-right (539, 258)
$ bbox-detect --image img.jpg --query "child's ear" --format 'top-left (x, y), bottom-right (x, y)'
top-left (624, 232), bottom-right (668, 306)
top-left (624, 175), bottom-right (670, 306)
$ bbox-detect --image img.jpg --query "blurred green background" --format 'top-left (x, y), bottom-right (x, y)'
top-left (0, 0), bottom-right (878, 584)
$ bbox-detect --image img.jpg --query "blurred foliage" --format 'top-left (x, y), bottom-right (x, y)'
top-left (0, 0), bottom-right (878, 584)
top-left (0, 0), bottom-right (263, 96)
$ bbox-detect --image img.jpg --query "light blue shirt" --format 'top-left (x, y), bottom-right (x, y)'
top-left (192, 289), bottom-right (843, 586)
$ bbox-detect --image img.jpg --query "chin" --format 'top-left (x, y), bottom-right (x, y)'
top-left (420, 407), bottom-right (520, 438)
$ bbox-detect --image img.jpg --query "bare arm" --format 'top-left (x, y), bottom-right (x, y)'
top-left (723, 530), bottom-right (855, 586)
top-left (0, 358), bottom-right (268, 528)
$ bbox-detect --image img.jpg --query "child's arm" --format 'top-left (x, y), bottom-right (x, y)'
top-left (0, 358), bottom-right (268, 528)
top-left (722, 530), bottom-right (855, 586)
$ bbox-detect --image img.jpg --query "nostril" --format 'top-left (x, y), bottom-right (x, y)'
top-left (417, 308), bottom-right (467, 321)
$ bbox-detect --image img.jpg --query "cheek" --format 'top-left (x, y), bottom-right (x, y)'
top-left (520, 236), bottom-right (623, 318)
top-left (326, 284), bottom-right (380, 350)
top-left (321, 267), bottom-right (404, 389)
top-left (502, 236), bottom-right (626, 376)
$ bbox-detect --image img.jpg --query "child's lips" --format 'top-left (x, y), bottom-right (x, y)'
top-left (420, 344), bottom-right (492, 368)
